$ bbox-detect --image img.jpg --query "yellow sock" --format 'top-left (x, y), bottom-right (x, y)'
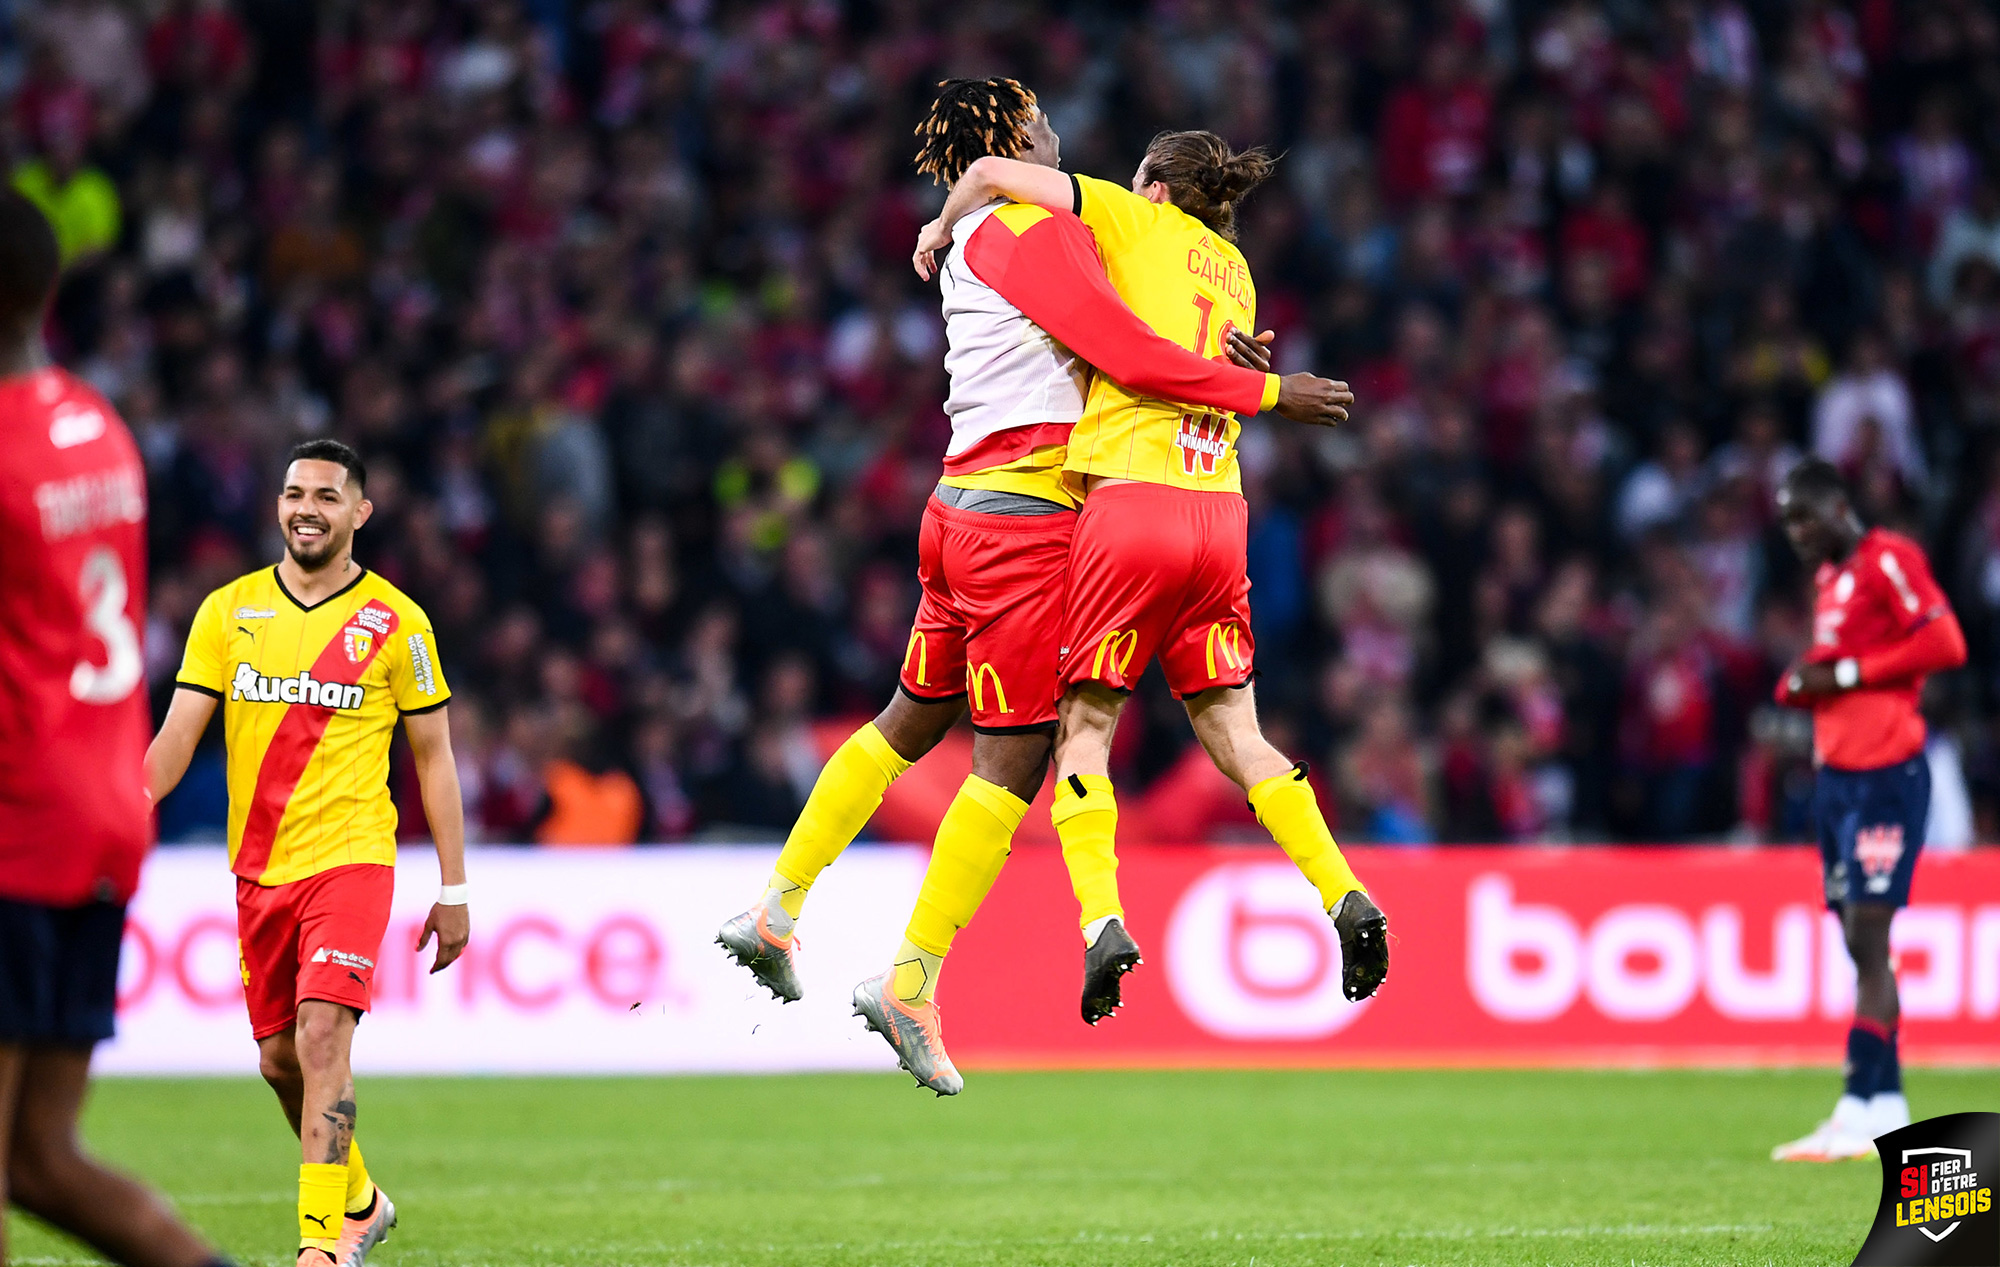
top-left (344, 1137), bottom-right (372, 1214)
top-left (769, 723), bottom-right (913, 917)
top-left (298, 1162), bottom-right (346, 1250)
top-left (1248, 767), bottom-right (1363, 910)
top-left (895, 776), bottom-right (1025, 1004)
top-left (892, 939), bottom-right (946, 1004)
top-left (1052, 774), bottom-right (1122, 932)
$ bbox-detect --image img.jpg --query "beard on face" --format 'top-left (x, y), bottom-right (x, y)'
top-left (284, 519), bottom-right (349, 570)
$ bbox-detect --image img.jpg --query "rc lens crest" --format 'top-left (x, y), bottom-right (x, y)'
top-left (343, 625), bottom-right (373, 663)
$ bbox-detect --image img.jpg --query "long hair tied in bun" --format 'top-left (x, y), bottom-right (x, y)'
top-left (1137, 130), bottom-right (1275, 242)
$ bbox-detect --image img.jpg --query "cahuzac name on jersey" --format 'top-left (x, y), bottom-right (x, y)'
top-left (1186, 248), bottom-right (1252, 306)
top-left (231, 663), bottom-right (365, 710)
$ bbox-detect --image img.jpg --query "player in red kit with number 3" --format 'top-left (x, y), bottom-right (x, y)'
top-left (0, 192), bottom-right (240, 1266)
top-left (1770, 459), bottom-right (1966, 1162)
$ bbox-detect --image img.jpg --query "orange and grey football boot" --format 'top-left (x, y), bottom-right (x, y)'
top-left (852, 970), bottom-right (963, 1096)
top-left (716, 890), bottom-right (803, 1002)
top-left (334, 1185), bottom-right (396, 1267)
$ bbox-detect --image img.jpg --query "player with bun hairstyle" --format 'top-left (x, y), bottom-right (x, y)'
top-left (916, 129), bottom-right (1390, 1019)
top-left (1107, 129), bottom-right (1275, 244)
top-left (720, 81), bottom-right (1349, 1094)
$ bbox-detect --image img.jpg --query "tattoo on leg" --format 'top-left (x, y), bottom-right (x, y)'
top-left (319, 1098), bottom-right (356, 1163)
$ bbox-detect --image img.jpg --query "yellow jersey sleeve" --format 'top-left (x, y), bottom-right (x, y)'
top-left (387, 614), bottom-right (451, 714)
top-left (176, 587), bottom-right (230, 696)
top-left (1072, 173), bottom-right (1170, 257)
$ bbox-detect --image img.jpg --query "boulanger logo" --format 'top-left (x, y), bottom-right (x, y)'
top-left (1165, 862), bottom-right (1372, 1040)
top-left (967, 662), bottom-right (1009, 714)
top-left (231, 663), bottom-right (365, 710)
top-left (1852, 1113), bottom-right (1999, 1265)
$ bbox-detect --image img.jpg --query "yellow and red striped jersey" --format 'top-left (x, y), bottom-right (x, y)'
top-left (175, 566), bottom-right (448, 885)
top-left (1065, 173), bottom-right (1271, 495)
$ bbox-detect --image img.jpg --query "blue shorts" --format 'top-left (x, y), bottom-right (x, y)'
top-left (1815, 756), bottom-right (1930, 909)
top-left (0, 898), bottom-right (125, 1046)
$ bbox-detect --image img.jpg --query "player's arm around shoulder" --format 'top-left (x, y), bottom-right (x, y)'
top-left (403, 705), bottom-right (470, 974)
top-left (914, 158), bottom-right (1086, 278)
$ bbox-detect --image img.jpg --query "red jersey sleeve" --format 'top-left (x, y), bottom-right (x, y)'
top-left (1870, 535), bottom-right (1951, 636)
top-left (1858, 612), bottom-right (1967, 687)
top-left (959, 204), bottom-right (1277, 417)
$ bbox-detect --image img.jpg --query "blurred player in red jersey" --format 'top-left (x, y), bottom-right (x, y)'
top-left (1770, 458), bottom-right (1966, 1162)
top-left (0, 191), bottom-right (239, 1267)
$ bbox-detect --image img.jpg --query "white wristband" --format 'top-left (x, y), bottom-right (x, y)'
top-left (1835, 657), bottom-right (1860, 689)
top-left (438, 883), bottom-right (469, 906)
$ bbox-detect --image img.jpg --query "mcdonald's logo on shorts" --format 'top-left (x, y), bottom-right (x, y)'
top-left (1205, 621), bottom-right (1244, 679)
top-left (1092, 628), bottom-right (1140, 679)
top-left (967, 662), bottom-right (1010, 714)
top-left (903, 629), bottom-right (929, 686)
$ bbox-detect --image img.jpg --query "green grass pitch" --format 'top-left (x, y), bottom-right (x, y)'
top-left (12, 1068), bottom-right (1997, 1266)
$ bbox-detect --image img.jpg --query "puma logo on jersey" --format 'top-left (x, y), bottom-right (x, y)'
top-left (231, 663), bottom-right (365, 709)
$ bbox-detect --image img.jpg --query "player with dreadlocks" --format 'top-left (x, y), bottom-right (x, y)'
top-left (718, 79), bottom-right (1349, 1094)
top-left (911, 128), bottom-right (1392, 1020)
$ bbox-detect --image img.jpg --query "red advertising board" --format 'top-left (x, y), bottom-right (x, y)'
top-left (946, 845), bottom-right (2000, 1068)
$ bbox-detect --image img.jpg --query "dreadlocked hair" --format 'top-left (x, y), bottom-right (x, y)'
top-left (914, 77), bottom-right (1039, 186)
top-left (1138, 130), bottom-right (1276, 242)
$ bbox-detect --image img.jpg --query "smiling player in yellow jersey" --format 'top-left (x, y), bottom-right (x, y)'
top-left (924, 130), bottom-right (1390, 1016)
top-left (146, 439), bottom-right (469, 1267)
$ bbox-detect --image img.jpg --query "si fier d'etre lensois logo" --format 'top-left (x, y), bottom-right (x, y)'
top-left (1852, 1113), bottom-right (1999, 1266)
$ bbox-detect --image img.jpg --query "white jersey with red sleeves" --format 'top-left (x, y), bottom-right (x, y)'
top-left (934, 198), bottom-right (1278, 507)
top-left (0, 367), bottom-right (152, 905)
top-left (937, 201), bottom-right (1089, 503)
top-left (1802, 527), bottom-right (1954, 770)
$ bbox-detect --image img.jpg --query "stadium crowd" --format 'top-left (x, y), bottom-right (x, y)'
top-left (10, 0), bottom-right (2000, 844)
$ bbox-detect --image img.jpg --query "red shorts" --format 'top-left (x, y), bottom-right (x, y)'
top-left (1058, 482), bottom-right (1255, 698)
top-left (236, 863), bottom-right (393, 1040)
top-left (901, 496), bottom-right (1075, 731)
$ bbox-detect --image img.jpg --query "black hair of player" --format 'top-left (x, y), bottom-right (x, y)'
top-left (1137, 130), bottom-right (1276, 243)
top-left (0, 190), bottom-right (60, 340)
top-left (915, 77), bottom-right (1039, 186)
top-left (289, 438), bottom-right (367, 494)
top-left (1782, 457), bottom-right (1850, 506)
